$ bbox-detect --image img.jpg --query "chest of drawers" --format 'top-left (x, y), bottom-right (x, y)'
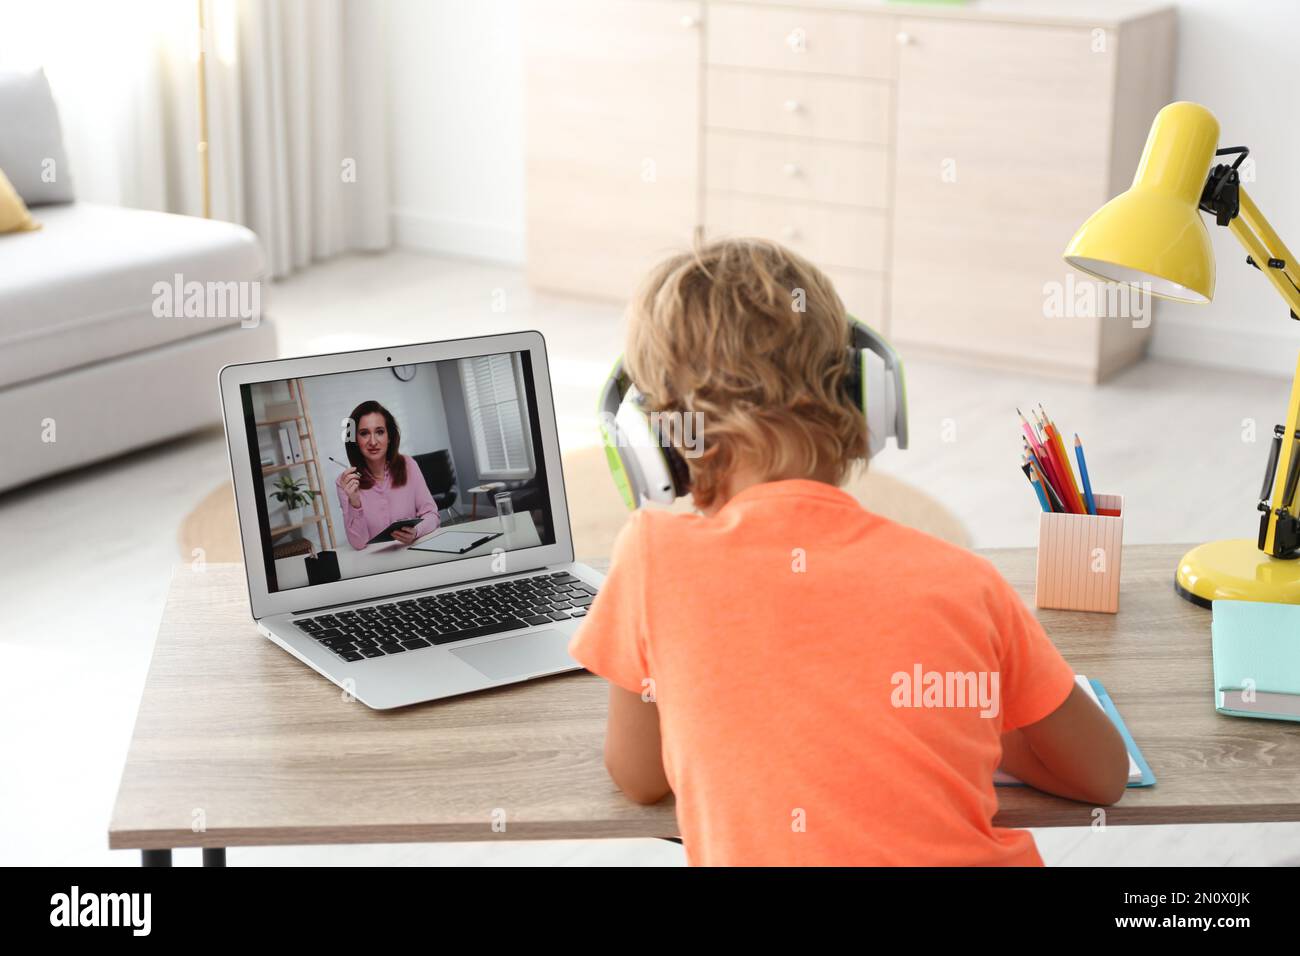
top-left (525, 0), bottom-right (1176, 382)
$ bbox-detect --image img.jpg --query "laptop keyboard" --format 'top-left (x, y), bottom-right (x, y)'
top-left (290, 571), bottom-right (597, 663)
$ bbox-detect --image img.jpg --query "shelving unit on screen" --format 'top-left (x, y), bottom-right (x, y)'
top-left (254, 378), bottom-right (336, 554)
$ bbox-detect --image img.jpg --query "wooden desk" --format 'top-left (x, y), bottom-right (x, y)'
top-left (109, 545), bottom-right (1300, 864)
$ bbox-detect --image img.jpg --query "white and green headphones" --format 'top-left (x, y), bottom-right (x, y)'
top-left (597, 316), bottom-right (908, 509)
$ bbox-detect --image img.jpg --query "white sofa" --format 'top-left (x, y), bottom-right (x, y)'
top-left (0, 69), bottom-right (277, 493)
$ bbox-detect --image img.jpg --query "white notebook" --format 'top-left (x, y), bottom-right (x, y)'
top-left (994, 675), bottom-right (1142, 785)
top-left (410, 529), bottom-right (503, 554)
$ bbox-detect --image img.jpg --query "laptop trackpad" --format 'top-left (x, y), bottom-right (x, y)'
top-left (450, 629), bottom-right (576, 681)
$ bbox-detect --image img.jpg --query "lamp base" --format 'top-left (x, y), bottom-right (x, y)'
top-left (1175, 538), bottom-right (1300, 608)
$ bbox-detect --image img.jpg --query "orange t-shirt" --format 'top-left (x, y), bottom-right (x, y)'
top-left (568, 479), bottom-right (1077, 866)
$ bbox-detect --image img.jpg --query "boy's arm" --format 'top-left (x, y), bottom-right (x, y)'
top-left (999, 683), bottom-right (1129, 806)
top-left (604, 684), bottom-right (671, 805)
top-left (567, 513), bottom-right (668, 804)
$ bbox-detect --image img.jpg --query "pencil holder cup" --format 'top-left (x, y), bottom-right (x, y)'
top-left (1035, 494), bottom-right (1123, 613)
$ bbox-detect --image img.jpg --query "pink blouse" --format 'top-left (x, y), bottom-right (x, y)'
top-left (336, 454), bottom-right (440, 550)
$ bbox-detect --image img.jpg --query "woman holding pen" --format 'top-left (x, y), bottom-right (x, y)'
top-left (333, 400), bottom-right (439, 550)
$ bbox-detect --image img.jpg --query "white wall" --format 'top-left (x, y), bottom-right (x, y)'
top-left (386, 0), bottom-right (524, 263)
top-left (382, 0), bottom-right (1300, 374)
top-left (1148, 0), bottom-right (1300, 377)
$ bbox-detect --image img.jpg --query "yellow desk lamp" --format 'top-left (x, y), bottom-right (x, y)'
top-left (1063, 101), bottom-right (1300, 608)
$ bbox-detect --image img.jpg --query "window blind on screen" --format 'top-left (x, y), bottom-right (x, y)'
top-left (459, 354), bottom-right (534, 479)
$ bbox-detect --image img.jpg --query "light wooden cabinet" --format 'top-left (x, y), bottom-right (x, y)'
top-left (524, 0), bottom-right (1175, 381)
top-left (891, 13), bottom-right (1174, 381)
top-left (701, 1), bottom-right (897, 329)
top-left (524, 0), bottom-right (702, 300)
top-left (705, 2), bottom-right (898, 79)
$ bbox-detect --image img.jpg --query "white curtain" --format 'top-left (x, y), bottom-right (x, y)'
top-left (0, 0), bottom-right (389, 278)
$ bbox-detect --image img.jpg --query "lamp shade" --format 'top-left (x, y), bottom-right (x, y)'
top-left (1063, 101), bottom-right (1220, 303)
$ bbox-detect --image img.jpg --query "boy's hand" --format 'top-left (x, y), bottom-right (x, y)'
top-left (998, 683), bottom-right (1129, 806)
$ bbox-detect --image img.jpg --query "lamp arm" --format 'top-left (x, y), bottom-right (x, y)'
top-left (1231, 188), bottom-right (1300, 318)
top-left (1226, 187), bottom-right (1300, 557)
top-left (1259, 354), bottom-right (1300, 558)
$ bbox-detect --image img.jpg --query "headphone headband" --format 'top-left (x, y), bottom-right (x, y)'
top-left (599, 316), bottom-right (908, 509)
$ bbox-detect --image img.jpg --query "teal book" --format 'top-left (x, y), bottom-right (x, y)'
top-left (1211, 600), bottom-right (1300, 723)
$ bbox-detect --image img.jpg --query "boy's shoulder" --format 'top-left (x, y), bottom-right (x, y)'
top-left (858, 511), bottom-right (1007, 586)
top-left (617, 498), bottom-right (1022, 624)
top-left (874, 519), bottom-right (1029, 626)
top-left (875, 513), bottom-right (993, 565)
top-left (628, 497), bottom-right (997, 577)
top-left (616, 506), bottom-right (703, 552)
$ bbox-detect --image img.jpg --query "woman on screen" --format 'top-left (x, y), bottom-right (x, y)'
top-left (336, 400), bottom-right (439, 550)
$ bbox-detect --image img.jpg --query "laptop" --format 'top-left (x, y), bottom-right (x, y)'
top-left (218, 331), bottom-right (599, 709)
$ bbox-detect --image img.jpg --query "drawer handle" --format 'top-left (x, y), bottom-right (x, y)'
top-left (679, 14), bottom-right (699, 29)
top-left (781, 163), bottom-right (802, 178)
top-left (782, 99), bottom-right (802, 114)
top-left (785, 28), bottom-right (807, 54)
top-left (781, 226), bottom-right (801, 240)
top-left (895, 31), bottom-right (913, 46)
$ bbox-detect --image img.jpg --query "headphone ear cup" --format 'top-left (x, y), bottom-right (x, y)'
top-left (600, 420), bottom-right (638, 511)
top-left (664, 446), bottom-right (692, 498)
top-left (837, 345), bottom-right (868, 416)
top-left (860, 348), bottom-right (890, 457)
top-left (846, 316), bottom-right (908, 452)
top-left (612, 401), bottom-right (683, 505)
top-left (843, 350), bottom-right (867, 418)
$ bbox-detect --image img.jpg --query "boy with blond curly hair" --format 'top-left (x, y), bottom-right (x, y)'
top-left (570, 239), bottom-right (1127, 866)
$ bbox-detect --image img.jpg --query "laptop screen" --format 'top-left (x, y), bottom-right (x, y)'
top-left (237, 349), bottom-right (557, 594)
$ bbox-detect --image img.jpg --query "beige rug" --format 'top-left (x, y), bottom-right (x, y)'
top-left (179, 446), bottom-right (969, 563)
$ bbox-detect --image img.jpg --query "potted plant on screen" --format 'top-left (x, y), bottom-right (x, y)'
top-left (269, 474), bottom-right (319, 527)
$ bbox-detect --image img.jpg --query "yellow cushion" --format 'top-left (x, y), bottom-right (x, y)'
top-left (0, 166), bottom-right (41, 234)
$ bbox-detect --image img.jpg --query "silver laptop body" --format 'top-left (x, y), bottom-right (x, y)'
top-left (218, 331), bottom-right (598, 709)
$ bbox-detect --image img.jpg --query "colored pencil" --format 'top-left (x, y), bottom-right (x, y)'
top-left (1021, 408), bottom-right (1058, 476)
top-left (1027, 410), bottom-right (1061, 492)
top-left (1017, 408), bottom-right (1043, 454)
top-left (1022, 457), bottom-right (1053, 512)
top-left (1074, 434), bottom-right (1097, 515)
top-left (1029, 429), bottom-right (1076, 513)
top-left (1040, 408), bottom-right (1084, 513)
top-left (1040, 405), bottom-right (1077, 488)
top-left (1047, 429), bottom-right (1081, 513)
top-left (1025, 449), bottom-right (1065, 512)
top-left (1027, 469), bottom-right (1050, 512)
top-left (1018, 405), bottom-right (1104, 516)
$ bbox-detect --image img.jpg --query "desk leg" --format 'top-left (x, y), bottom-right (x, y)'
top-left (202, 848), bottom-right (227, 867)
top-left (141, 849), bottom-right (172, 867)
